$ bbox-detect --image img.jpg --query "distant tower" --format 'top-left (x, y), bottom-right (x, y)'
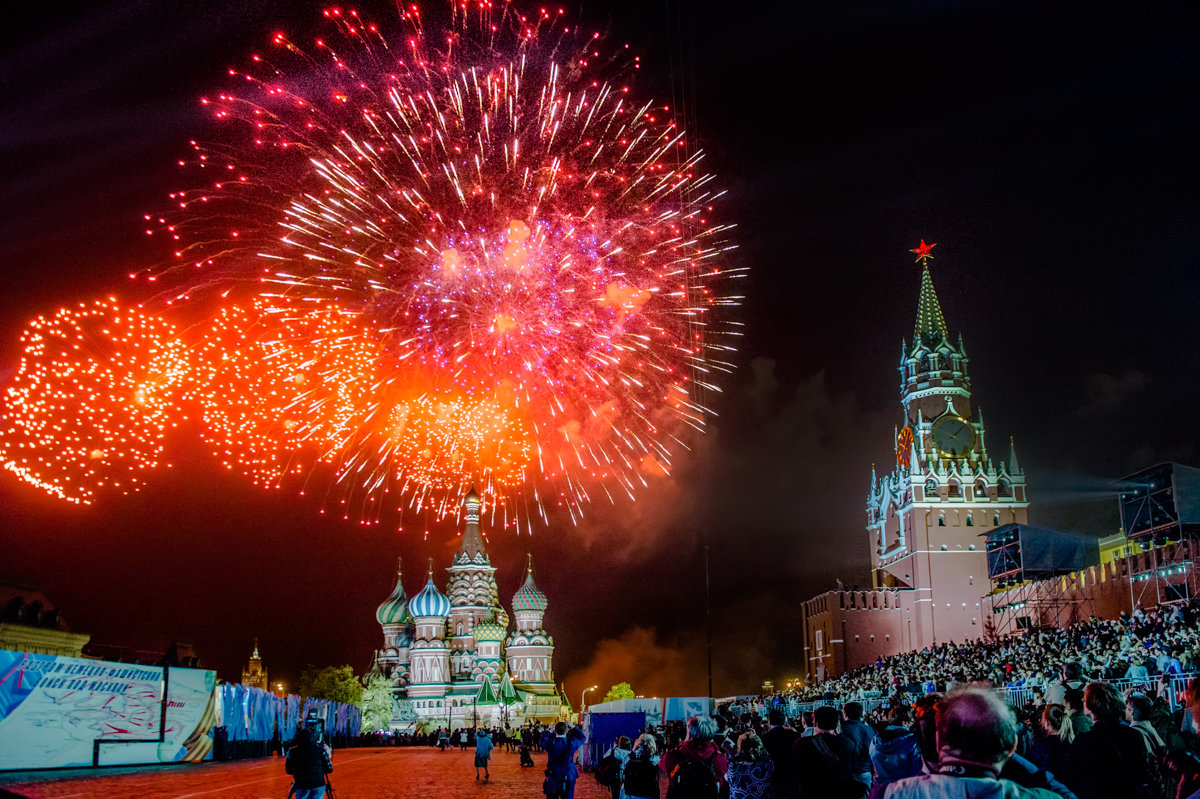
top-left (406, 560), bottom-right (452, 698)
top-left (867, 241), bottom-right (1029, 644)
top-left (375, 557), bottom-right (412, 687)
top-left (505, 554), bottom-right (554, 688)
top-left (445, 488), bottom-right (505, 681)
top-left (241, 638), bottom-right (269, 691)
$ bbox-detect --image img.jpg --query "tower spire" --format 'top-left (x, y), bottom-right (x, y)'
top-left (1008, 436), bottom-right (1021, 475)
top-left (911, 241), bottom-right (950, 348)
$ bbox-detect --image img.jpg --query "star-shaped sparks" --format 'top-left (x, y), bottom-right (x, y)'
top-left (910, 239), bottom-right (937, 263)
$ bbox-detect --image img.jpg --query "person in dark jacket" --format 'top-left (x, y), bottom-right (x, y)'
top-left (841, 701), bottom-right (879, 790)
top-left (761, 708), bottom-right (799, 799)
top-left (1028, 705), bottom-right (1073, 777)
top-left (660, 715), bottom-right (729, 798)
top-left (542, 722), bottom-right (587, 799)
top-left (869, 704), bottom-right (923, 798)
top-left (792, 706), bottom-right (864, 799)
top-left (883, 689), bottom-right (1060, 799)
top-left (1060, 681), bottom-right (1161, 799)
top-left (285, 727), bottom-right (332, 799)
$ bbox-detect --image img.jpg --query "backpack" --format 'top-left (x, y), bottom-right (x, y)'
top-left (594, 753), bottom-right (620, 787)
top-left (667, 750), bottom-right (719, 799)
top-left (624, 756), bottom-right (660, 797)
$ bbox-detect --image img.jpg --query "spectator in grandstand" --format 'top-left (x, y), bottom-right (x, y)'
top-left (1043, 662), bottom-right (1085, 706)
top-left (881, 688), bottom-right (1060, 799)
top-left (792, 705), bottom-right (864, 799)
top-left (1061, 689), bottom-right (1091, 735)
top-left (1060, 682), bottom-right (1162, 799)
top-left (727, 732), bottom-right (774, 799)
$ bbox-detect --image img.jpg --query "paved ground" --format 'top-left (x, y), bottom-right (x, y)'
top-left (0, 747), bottom-right (610, 799)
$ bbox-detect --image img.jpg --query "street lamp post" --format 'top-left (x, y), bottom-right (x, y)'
top-left (580, 685), bottom-right (598, 715)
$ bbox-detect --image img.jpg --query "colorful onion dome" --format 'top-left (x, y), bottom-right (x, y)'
top-left (376, 558), bottom-right (410, 625)
top-left (512, 560), bottom-right (548, 613)
top-left (472, 617), bottom-right (507, 643)
top-left (409, 574), bottom-right (451, 618)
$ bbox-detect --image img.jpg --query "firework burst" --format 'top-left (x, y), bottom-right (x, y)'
top-left (9, 3), bottom-right (743, 531)
top-left (0, 300), bottom-right (189, 503)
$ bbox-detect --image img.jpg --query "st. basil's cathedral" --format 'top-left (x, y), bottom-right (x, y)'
top-left (370, 489), bottom-right (569, 729)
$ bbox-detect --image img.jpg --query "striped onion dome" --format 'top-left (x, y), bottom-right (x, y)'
top-left (512, 568), bottom-right (548, 613)
top-left (409, 576), bottom-right (451, 618)
top-left (472, 617), bottom-right (507, 643)
top-left (376, 559), bottom-right (410, 625)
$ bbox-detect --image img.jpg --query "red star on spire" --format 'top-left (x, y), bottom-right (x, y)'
top-left (910, 239), bottom-right (936, 263)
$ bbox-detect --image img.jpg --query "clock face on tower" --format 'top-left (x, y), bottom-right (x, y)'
top-left (896, 426), bottom-right (914, 467)
top-left (931, 415), bottom-right (976, 458)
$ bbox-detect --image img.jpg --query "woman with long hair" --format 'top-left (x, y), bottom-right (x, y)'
top-left (1029, 703), bottom-right (1073, 775)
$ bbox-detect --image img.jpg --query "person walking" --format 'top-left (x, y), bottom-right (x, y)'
top-left (624, 733), bottom-right (662, 799)
top-left (542, 721), bottom-right (587, 799)
top-left (475, 728), bottom-right (494, 780)
top-left (285, 727), bottom-right (333, 799)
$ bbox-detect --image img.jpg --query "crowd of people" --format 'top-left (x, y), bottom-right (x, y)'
top-left (785, 603), bottom-right (1200, 706)
top-left (580, 601), bottom-right (1200, 799)
top-left (583, 681), bottom-right (1200, 799)
top-left (282, 603), bottom-right (1200, 797)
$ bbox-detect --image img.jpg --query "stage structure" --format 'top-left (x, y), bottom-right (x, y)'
top-left (1118, 463), bottom-right (1200, 607)
top-left (984, 524), bottom-right (1100, 634)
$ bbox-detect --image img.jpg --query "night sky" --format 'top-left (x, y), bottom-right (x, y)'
top-left (3, 0), bottom-right (1199, 700)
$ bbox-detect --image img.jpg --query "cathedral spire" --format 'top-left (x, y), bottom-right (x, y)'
top-left (457, 486), bottom-right (487, 560)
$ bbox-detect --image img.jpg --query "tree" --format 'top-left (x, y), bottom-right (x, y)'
top-left (603, 682), bottom-right (636, 703)
top-left (297, 665), bottom-right (363, 706)
top-left (361, 673), bottom-right (394, 733)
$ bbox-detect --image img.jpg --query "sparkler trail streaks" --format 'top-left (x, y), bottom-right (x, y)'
top-left (3, 3), bottom-right (744, 532)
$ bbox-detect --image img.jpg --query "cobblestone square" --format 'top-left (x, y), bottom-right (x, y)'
top-left (0, 747), bottom-right (609, 799)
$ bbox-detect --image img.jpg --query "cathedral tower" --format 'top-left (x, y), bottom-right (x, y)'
top-left (406, 561), bottom-right (452, 698)
top-left (445, 488), bottom-right (505, 681)
top-left (375, 557), bottom-right (412, 686)
top-left (866, 241), bottom-right (1029, 644)
top-left (505, 555), bottom-right (554, 688)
